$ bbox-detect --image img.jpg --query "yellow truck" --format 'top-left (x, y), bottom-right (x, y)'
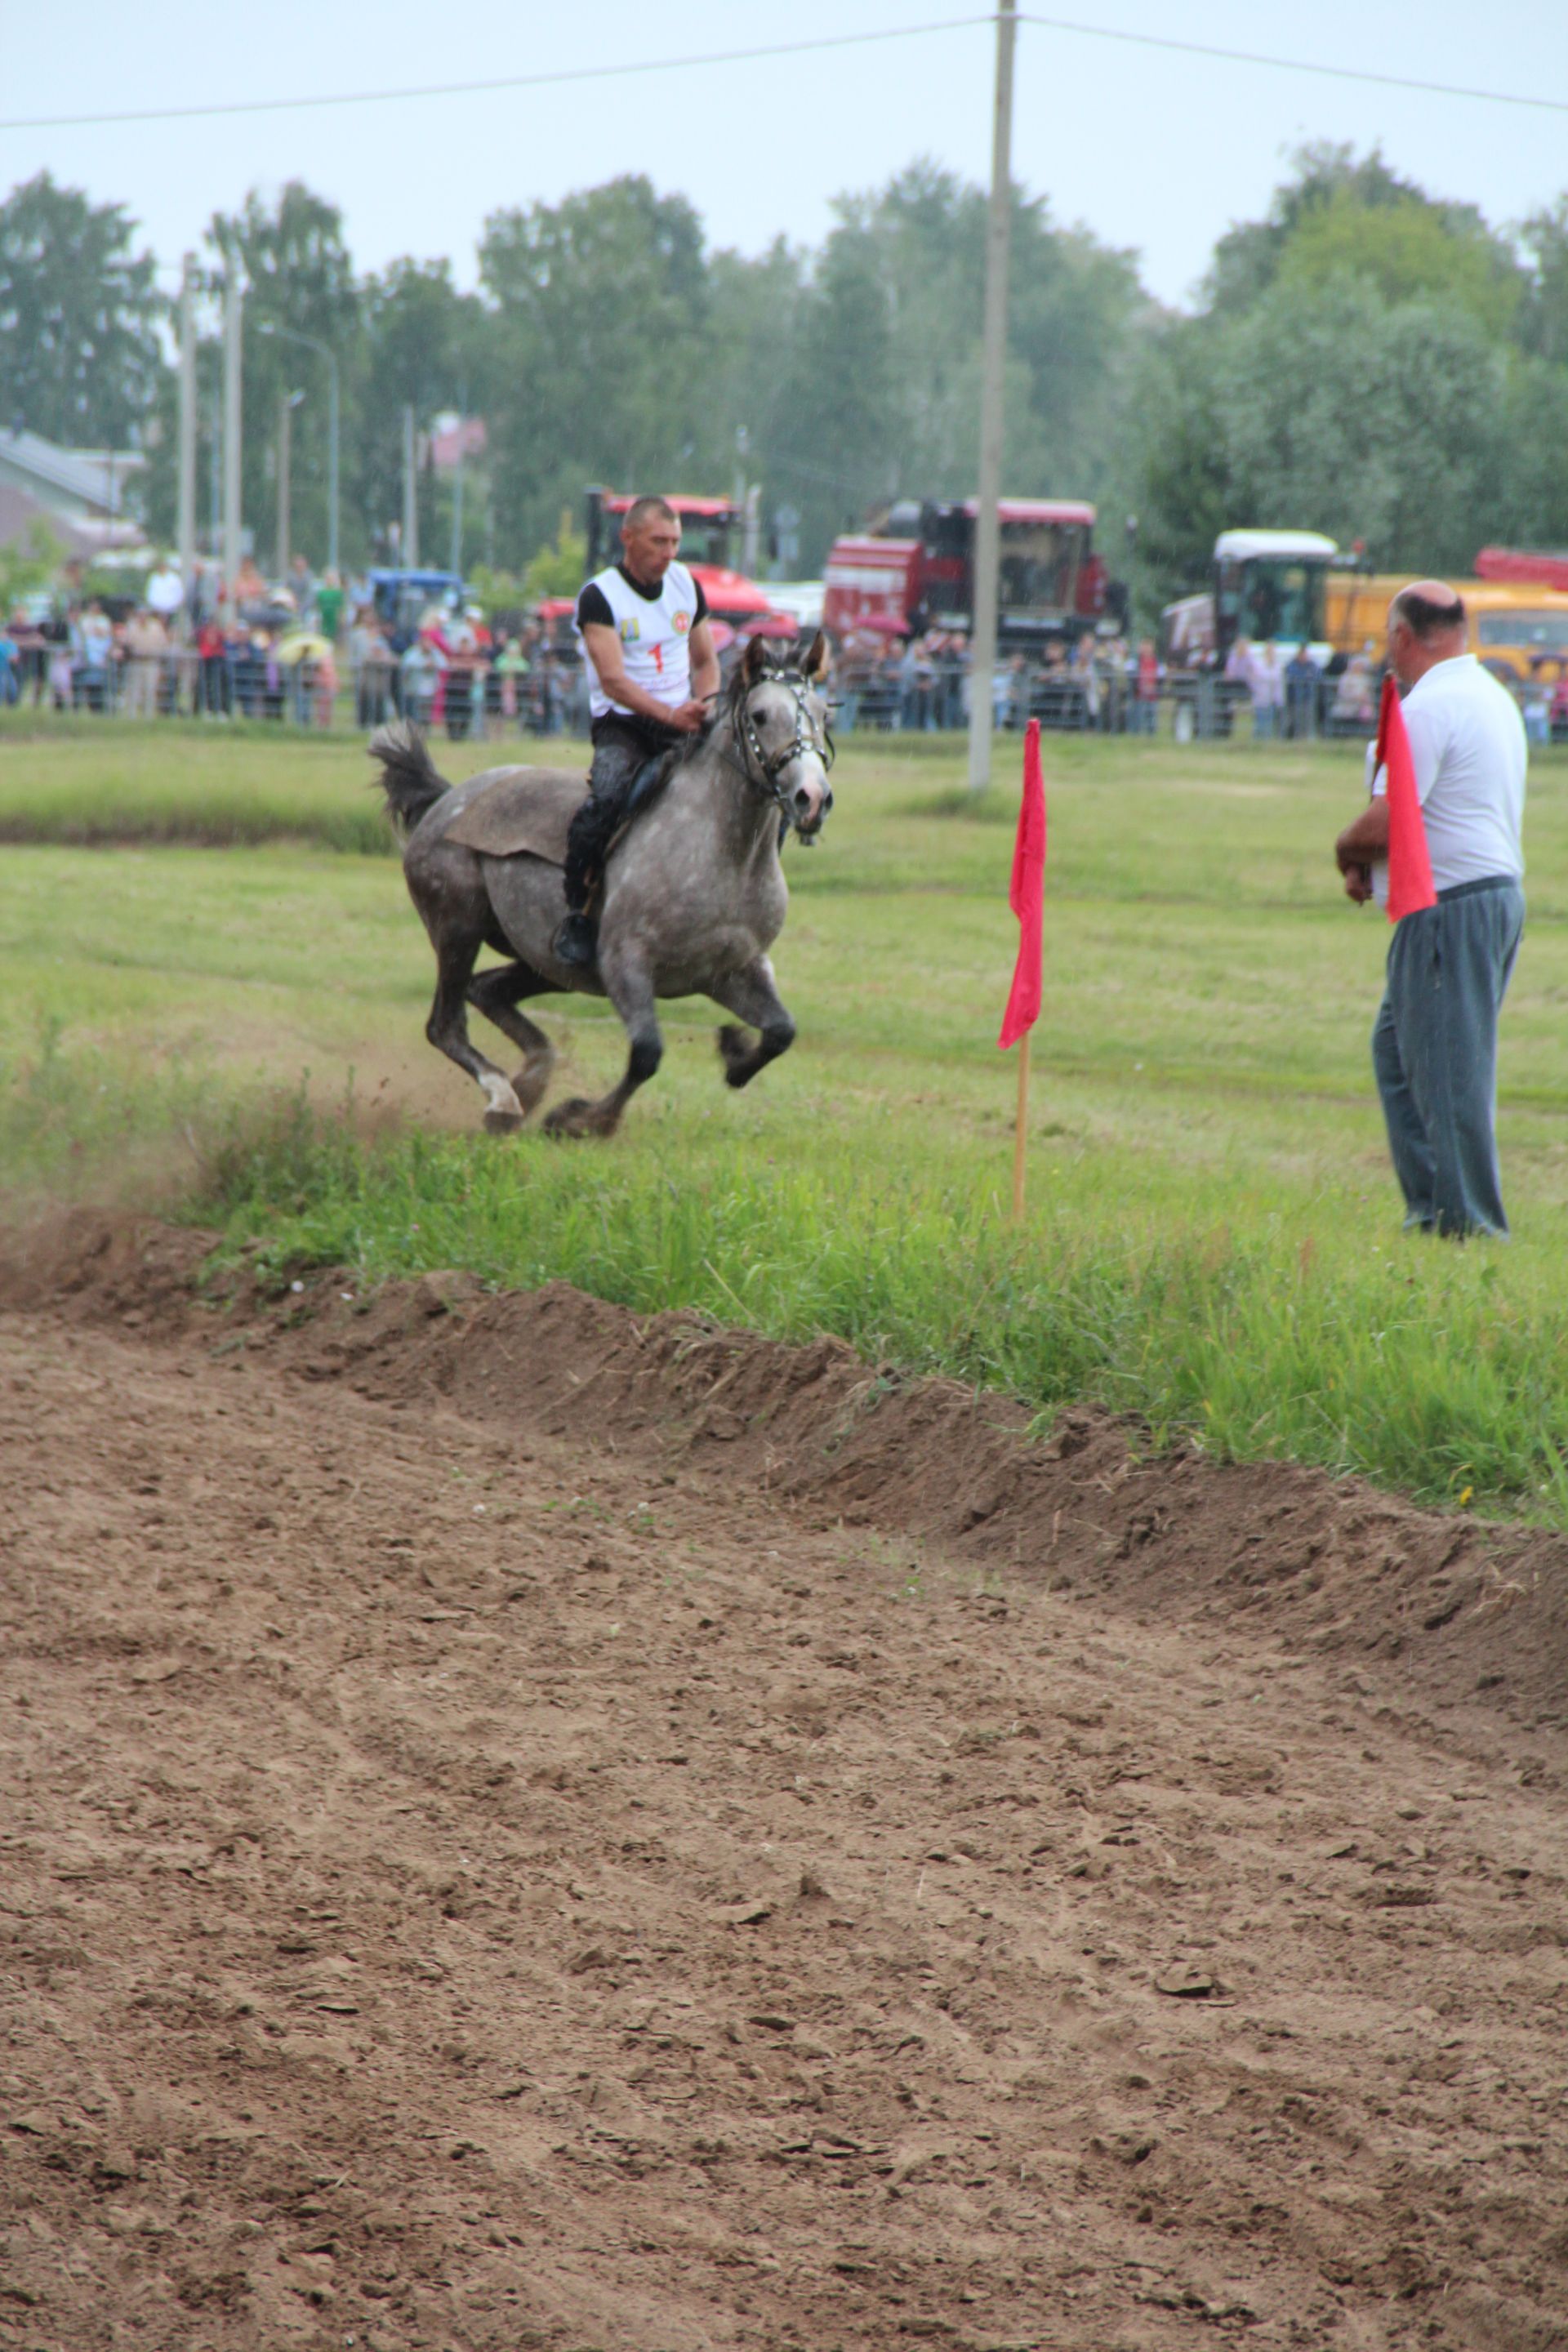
top-left (1328, 572), bottom-right (1568, 681)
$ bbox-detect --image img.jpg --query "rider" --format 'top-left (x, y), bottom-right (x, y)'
top-left (554, 495), bottom-right (721, 968)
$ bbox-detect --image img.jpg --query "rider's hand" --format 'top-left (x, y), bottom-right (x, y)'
top-left (667, 698), bottom-right (710, 734)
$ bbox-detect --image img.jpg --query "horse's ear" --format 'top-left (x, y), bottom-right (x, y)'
top-left (803, 629), bottom-right (830, 682)
top-left (739, 635), bottom-right (770, 687)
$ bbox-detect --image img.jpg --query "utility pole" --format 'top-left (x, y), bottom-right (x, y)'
top-left (256, 320), bottom-right (340, 575)
top-left (222, 266), bottom-right (243, 614)
top-left (402, 405), bottom-right (419, 569)
top-left (325, 354), bottom-right (339, 578)
top-left (176, 253), bottom-right (197, 629)
top-left (208, 391), bottom-right (221, 557)
top-left (277, 389), bottom-right (304, 581)
top-left (449, 382), bottom-right (466, 577)
top-left (966, 0), bottom-right (1018, 792)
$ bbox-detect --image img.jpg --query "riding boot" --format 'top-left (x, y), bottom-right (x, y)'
top-left (553, 909), bottom-right (599, 970)
top-left (553, 808), bottom-right (604, 970)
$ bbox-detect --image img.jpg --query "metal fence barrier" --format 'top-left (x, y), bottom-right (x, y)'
top-left (3, 644), bottom-right (1565, 748)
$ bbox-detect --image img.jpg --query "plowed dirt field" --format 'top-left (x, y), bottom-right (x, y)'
top-left (2, 1219), bottom-right (1566, 2352)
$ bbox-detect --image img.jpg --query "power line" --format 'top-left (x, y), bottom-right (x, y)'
top-left (0, 17), bottom-right (987, 133)
top-left (1019, 13), bottom-right (1568, 116)
top-left (1, 10), bottom-right (1562, 134)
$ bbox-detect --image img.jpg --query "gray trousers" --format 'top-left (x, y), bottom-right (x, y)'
top-left (1370, 876), bottom-right (1525, 1238)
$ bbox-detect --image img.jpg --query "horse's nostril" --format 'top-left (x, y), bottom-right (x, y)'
top-left (794, 787), bottom-right (812, 813)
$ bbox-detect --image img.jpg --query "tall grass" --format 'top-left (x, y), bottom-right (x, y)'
top-left (195, 1101), bottom-right (1568, 1525)
top-left (0, 1015), bottom-right (224, 1199)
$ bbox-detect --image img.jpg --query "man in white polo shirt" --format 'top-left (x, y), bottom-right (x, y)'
top-left (555, 494), bottom-right (721, 969)
top-left (1334, 581), bottom-right (1526, 1237)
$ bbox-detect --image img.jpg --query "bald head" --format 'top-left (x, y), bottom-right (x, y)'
top-left (1388, 577), bottom-right (1467, 688)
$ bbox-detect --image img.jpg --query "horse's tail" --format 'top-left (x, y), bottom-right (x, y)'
top-left (368, 719), bottom-right (450, 838)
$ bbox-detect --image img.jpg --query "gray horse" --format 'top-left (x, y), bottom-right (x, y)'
top-left (369, 633), bottom-right (834, 1138)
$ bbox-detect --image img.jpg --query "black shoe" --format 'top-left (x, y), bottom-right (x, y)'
top-left (553, 911), bottom-right (599, 971)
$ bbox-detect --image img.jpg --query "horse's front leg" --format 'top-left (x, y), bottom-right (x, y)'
top-left (543, 946), bottom-right (662, 1140)
top-left (710, 955), bottom-right (796, 1089)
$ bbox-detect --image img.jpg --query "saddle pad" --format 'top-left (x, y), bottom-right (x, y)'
top-left (443, 765), bottom-right (587, 865)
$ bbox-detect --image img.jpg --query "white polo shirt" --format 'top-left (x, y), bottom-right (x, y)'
top-left (1368, 654), bottom-right (1526, 902)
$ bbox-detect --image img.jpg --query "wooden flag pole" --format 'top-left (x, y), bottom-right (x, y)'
top-left (1012, 1030), bottom-right (1031, 1223)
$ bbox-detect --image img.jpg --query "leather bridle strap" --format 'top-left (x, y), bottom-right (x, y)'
top-left (728, 672), bottom-right (836, 806)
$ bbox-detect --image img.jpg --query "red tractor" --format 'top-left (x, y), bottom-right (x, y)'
top-left (823, 497), bottom-right (1120, 646)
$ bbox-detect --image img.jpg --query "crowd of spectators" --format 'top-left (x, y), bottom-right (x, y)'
top-left (6, 558), bottom-right (1568, 747)
top-left (835, 626), bottom-right (1170, 737)
top-left (0, 555), bottom-right (589, 741)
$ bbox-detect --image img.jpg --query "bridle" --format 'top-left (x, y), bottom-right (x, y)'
top-left (724, 668), bottom-right (836, 832)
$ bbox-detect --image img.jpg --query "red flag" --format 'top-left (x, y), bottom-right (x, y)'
top-left (1375, 672), bottom-right (1437, 924)
top-left (998, 718), bottom-right (1047, 1049)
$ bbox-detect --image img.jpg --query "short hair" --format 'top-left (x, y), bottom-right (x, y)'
top-left (1391, 585), bottom-right (1465, 640)
top-left (622, 495), bottom-right (678, 533)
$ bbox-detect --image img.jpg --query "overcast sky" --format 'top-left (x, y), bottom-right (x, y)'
top-left (5, 1), bottom-right (1566, 310)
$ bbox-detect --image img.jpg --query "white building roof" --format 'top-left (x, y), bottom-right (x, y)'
top-left (0, 429), bottom-right (145, 519)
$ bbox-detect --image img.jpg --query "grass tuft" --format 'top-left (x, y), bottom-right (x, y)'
top-left (193, 1107), bottom-right (1568, 1526)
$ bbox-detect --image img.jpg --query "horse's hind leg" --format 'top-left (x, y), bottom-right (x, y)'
top-left (710, 956), bottom-right (796, 1090)
top-left (428, 936), bottom-right (526, 1133)
top-left (467, 961), bottom-right (556, 1118)
top-left (544, 949), bottom-right (662, 1141)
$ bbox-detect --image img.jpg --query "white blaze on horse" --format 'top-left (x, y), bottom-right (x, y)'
top-left (369, 633), bottom-right (835, 1139)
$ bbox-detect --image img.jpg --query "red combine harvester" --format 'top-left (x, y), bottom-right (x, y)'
top-left (583, 487), bottom-right (791, 632)
top-left (1474, 546), bottom-right (1568, 594)
top-left (823, 497), bottom-right (1120, 645)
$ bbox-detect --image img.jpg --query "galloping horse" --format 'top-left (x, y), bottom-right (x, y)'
top-left (370, 633), bottom-right (834, 1138)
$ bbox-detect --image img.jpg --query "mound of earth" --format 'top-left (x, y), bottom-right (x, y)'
top-left (1, 1213), bottom-right (1566, 2351)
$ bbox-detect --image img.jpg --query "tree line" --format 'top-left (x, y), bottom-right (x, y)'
top-left (1, 146), bottom-right (1564, 608)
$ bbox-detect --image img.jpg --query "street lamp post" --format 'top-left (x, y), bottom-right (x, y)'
top-left (257, 321), bottom-right (341, 575)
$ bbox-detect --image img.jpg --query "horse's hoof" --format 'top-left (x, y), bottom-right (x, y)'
top-left (716, 1023), bottom-right (754, 1083)
top-left (543, 1096), bottom-right (596, 1140)
top-left (483, 1105), bottom-right (524, 1135)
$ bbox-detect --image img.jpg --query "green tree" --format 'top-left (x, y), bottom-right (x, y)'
top-left (765, 222), bottom-right (900, 567)
top-left (761, 161), bottom-right (1147, 568)
top-left (205, 182), bottom-right (362, 573)
top-left (1276, 189), bottom-right (1521, 339)
top-left (521, 512), bottom-right (586, 601)
top-left (0, 517), bottom-right (65, 612)
top-left (1218, 274), bottom-right (1504, 572)
top-left (480, 177), bottom-right (710, 562)
top-left (358, 258), bottom-right (496, 567)
top-left (1125, 322), bottom-right (1234, 610)
top-left (0, 174), bottom-right (164, 447)
top-left (1202, 143), bottom-right (1495, 317)
top-left (1494, 353), bottom-right (1568, 550)
top-left (1517, 195), bottom-right (1568, 366)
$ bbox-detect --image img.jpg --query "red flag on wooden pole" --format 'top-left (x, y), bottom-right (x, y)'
top-left (999, 718), bottom-right (1047, 1049)
top-left (1375, 673), bottom-right (1437, 924)
top-left (1000, 719), bottom-right (1047, 1221)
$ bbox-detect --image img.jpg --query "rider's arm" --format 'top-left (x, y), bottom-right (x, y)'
top-left (580, 621), bottom-right (706, 731)
top-left (688, 618), bottom-right (720, 706)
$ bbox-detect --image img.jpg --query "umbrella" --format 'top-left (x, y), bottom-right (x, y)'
top-left (274, 631), bottom-right (334, 666)
top-left (740, 610), bottom-right (803, 640)
top-left (706, 619), bottom-right (737, 653)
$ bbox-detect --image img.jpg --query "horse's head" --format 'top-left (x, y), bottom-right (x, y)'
top-left (729, 631), bottom-right (835, 840)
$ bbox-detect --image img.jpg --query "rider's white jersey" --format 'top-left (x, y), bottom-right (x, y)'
top-left (576, 561), bottom-right (707, 722)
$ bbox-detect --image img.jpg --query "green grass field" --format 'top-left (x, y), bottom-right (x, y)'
top-left (3, 710), bottom-right (1566, 1519)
